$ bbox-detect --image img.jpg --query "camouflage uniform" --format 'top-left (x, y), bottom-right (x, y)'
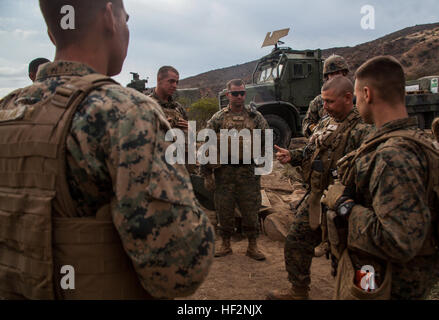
top-left (203, 106), bottom-right (269, 238)
top-left (341, 117), bottom-right (439, 299)
top-left (148, 90), bottom-right (197, 174)
top-left (149, 90), bottom-right (188, 125)
top-left (0, 61), bottom-right (214, 299)
top-left (302, 95), bottom-right (326, 138)
top-left (285, 109), bottom-right (373, 289)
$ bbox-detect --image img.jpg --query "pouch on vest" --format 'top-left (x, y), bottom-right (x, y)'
top-left (219, 111), bottom-right (257, 164)
top-left (326, 209), bottom-right (348, 260)
top-left (217, 131), bottom-right (254, 164)
top-left (308, 160), bottom-right (325, 230)
top-left (334, 249), bottom-right (392, 300)
top-left (308, 191), bottom-right (322, 230)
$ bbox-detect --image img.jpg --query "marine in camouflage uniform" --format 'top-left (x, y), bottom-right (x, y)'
top-left (0, 60), bottom-right (214, 299)
top-left (0, 0), bottom-right (214, 300)
top-left (202, 79), bottom-right (269, 261)
top-left (149, 66), bottom-right (188, 128)
top-left (302, 55), bottom-right (350, 138)
top-left (268, 76), bottom-right (373, 300)
top-left (149, 66), bottom-right (197, 174)
top-left (335, 118), bottom-right (439, 299)
top-left (324, 56), bottom-right (439, 300)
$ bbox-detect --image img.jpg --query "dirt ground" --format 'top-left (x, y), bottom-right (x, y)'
top-left (182, 235), bottom-right (335, 300)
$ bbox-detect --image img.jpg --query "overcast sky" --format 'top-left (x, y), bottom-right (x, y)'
top-left (0, 0), bottom-right (438, 98)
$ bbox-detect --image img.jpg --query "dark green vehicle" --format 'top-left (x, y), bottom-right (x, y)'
top-left (219, 30), bottom-right (439, 147)
top-left (405, 76), bottom-right (439, 128)
top-left (219, 35), bottom-right (323, 147)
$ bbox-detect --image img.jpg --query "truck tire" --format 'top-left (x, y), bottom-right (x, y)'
top-left (264, 114), bottom-right (292, 148)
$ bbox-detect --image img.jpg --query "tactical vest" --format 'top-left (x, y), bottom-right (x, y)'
top-left (341, 128), bottom-right (439, 256)
top-left (306, 111), bottom-right (362, 230)
top-left (216, 108), bottom-right (257, 164)
top-left (0, 74), bottom-right (153, 300)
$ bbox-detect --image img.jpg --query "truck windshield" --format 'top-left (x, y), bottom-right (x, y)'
top-left (254, 59), bottom-right (285, 84)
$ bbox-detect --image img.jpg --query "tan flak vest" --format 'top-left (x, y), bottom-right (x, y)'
top-left (216, 107), bottom-right (257, 164)
top-left (0, 74), bottom-right (153, 300)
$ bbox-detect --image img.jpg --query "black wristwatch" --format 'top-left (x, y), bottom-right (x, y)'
top-left (337, 200), bottom-right (355, 217)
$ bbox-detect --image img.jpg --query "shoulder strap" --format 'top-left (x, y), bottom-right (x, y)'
top-left (350, 130), bottom-right (439, 167)
top-left (52, 74), bottom-right (118, 217)
top-left (329, 113), bottom-right (362, 171)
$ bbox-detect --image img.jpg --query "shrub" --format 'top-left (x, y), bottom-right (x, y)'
top-left (187, 97), bottom-right (219, 128)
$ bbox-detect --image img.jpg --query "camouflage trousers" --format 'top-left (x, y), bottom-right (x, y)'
top-left (214, 165), bottom-right (261, 238)
top-left (284, 194), bottom-right (321, 288)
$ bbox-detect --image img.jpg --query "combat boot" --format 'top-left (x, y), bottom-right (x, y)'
top-left (215, 237), bottom-right (232, 257)
top-left (246, 237), bottom-right (266, 261)
top-left (266, 285), bottom-right (310, 300)
top-left (314, 241), bottom-right (329, 257)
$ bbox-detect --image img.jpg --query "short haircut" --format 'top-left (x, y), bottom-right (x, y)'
top-left (321, 75), bottom-right (354, 97)
top-left (355, 56), bottom-right (405, 104)
top-left (39, 0), bottom-right (123, 49)
top-left (29, 58), bottom-right (50, 74)
top-left (227, 79), bottom-right (245, 91)
top-left (157, 66), bottom-right (179, 80)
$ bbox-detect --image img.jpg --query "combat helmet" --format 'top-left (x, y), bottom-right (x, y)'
top-left (323, 55), bottom-right (349, 77)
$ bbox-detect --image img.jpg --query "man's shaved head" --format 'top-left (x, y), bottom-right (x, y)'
top-left (39, 0), bottom-right (123, 49)
top-left (321, 75), bottom-right (354, 121)
top-left (321, 75), bottom-right (354, 97)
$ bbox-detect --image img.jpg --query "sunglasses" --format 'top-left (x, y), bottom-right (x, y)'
top-left (229, 91), bottom-right (246, 97)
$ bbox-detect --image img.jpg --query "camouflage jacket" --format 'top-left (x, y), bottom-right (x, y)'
top-left (290, 109), bottom-right (373, 187)
top-left (302, 94), bottom-right (327, 138)
top-left (149, 90), bottom-right (188, 121)
top-left (0, 61), bottom-right (214, 298)
top-left (344, 118), bottom-right (439, 298)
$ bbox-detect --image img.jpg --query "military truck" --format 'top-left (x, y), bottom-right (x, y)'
top-left (219, 28), bottom-right (323, 147)
top-left (405, 76), bottom-right (439, 128)
top-left (219, 29), bottom-right (439, 146)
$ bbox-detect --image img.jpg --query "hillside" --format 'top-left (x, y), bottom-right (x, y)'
top-left (179, 22), bottom-right (439, 97)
